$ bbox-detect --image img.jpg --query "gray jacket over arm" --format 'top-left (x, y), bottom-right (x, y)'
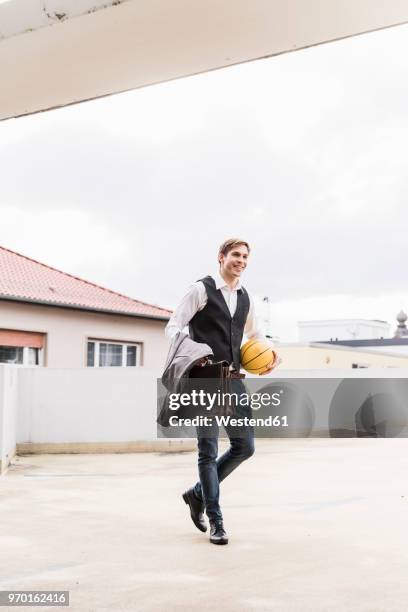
top-left (157, 331), bottom-right (213, 427)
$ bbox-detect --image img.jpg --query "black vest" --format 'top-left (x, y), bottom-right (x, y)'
top-left (189, 275), bottom-right (250, 370)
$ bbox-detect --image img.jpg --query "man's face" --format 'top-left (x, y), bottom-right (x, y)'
top-left (219, 244), bottom-right (249, 278)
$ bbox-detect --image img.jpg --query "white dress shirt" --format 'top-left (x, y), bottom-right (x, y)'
top-left (165, 272), bottom-right (266, 342)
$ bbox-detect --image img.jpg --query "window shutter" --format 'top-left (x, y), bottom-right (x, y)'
top-left (0, 329), bottom-right (45, 348)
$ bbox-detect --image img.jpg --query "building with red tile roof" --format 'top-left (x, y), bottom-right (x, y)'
top-left (0, 246), bottom-right (171, 368)
top-left (0, 246), bottom-right (171, 320)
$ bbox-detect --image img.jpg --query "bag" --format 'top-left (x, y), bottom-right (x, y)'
top-left (188, 360), bottom-right (236, 417)
top-left (157, 360), bottom-right (227, 428)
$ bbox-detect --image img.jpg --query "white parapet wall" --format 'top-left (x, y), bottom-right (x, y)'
top-left (17, 367), bottom-right (160, 444)
top-left (0, 365), bottom-right (19, 474)
top-left (0, 366), bottom-right (196, 472)
top-left (1, 366), bottom-right (408, 474)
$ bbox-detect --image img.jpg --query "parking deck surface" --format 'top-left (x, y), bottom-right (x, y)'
top-left (1, 439), bottom-right (407, 611)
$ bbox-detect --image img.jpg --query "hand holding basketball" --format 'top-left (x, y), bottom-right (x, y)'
top-left (259, 354), bottom-right (281, 375)
top-left (240, 339), bottom-right (280, 375)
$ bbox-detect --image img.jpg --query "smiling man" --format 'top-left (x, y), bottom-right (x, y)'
top-left (165, 238), bottom-right (278, 545)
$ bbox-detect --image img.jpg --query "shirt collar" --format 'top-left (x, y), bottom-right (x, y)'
top-left (214, 271), bottom-right (242, 291)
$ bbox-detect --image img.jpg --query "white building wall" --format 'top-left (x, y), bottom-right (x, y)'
top-left (298, 319), bottom-right (390, 342)
top-left (0, 301), bottom-right (169, 369)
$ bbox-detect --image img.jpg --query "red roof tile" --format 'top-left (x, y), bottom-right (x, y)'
top-left (0, 246), bottom-right (171, 319)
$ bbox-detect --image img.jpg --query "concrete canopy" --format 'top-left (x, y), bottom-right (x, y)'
top-left (1, 0), bottom-right (408, 121)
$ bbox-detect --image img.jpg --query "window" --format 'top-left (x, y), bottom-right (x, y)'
top-left (126, 345), bottom-right (137, 367)
top-left (0, 346), bottom-right (24, 364)
top-left (87, 340), bottom-right (142, 367)
top-left (87, 341), bottom-right (95, 367)
top-left (27, 347), bottom-right (40, 365)
top-left (0, 345), bottom-right (41, 365)
top-left (99, 343), bottom-right (122, 367)
top-left (0, 329), bottom-right (44, 366)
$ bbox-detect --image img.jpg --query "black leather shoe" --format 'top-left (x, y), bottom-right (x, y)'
top-left (182, 488), bottom-right (207, 533)
top-left (209, 520), bottom-right (228, 545)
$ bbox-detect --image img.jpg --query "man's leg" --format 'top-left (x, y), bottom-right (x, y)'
top-left (215, 426), bottom-right (255, 481)
top-left (193, 430), bottom-right (230, 544)
top-left (193, 427), bottom-right (254, 499)
top-left (184, 421), bottom-right (228, 543)
top-left (193, 379), bottom-right (255, 505)
top-left (193, 429), bottom-right (223, 523)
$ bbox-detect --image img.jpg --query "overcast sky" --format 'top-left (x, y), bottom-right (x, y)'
top-left (1, 23), bottom-right (408, 340)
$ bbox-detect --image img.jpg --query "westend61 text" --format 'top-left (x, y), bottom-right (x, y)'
top-left (168, 415), bottom-right (288, 427)
top-left (168, 390), bottom-right (282, 411)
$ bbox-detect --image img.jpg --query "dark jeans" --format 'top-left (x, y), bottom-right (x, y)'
top-left (192, 379), bottom-right (255, 522)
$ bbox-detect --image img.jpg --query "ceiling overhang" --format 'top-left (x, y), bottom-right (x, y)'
top-left (1, 0), bottom-right (408, 121)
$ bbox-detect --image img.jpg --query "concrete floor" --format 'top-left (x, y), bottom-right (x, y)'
top-left (1, 439), bottom-right (408, 612)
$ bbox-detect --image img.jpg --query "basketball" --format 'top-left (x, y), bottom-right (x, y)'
top-left (240, 339), bottom-right (276, 374)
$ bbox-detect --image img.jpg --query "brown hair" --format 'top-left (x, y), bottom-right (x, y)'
top-left (218, 238), bottom-right (250, 263)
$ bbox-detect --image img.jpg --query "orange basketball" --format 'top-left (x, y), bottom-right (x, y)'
top-left (240, 339), bottom-right (276, 374)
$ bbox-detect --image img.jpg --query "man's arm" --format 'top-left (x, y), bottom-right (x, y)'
top-left (244, 294), bottom-right (281, 374)
top-left (165, 282), bottom-right (207, 340)
top-left (244, 295), bottom-right (267, 342)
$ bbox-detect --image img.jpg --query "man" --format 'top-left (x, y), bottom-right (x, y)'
top-left (165, 238), bottom-right (279, 545)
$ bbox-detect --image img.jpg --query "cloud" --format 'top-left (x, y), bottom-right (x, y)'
top-left (0, 206), bottom-right (133, 290)
top-left (1, 22), bottom-right (408, 335)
